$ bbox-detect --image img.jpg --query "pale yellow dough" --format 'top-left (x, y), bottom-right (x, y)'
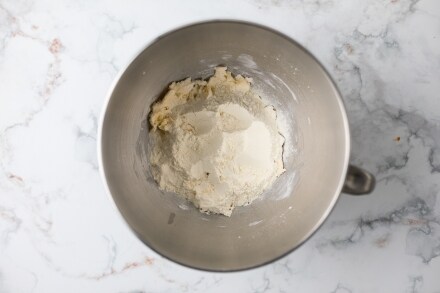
top-left (149, 67), bottom-right (285, 216)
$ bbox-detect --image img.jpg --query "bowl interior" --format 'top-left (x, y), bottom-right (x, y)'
top-left (100, 21), bottom-right (349, 271)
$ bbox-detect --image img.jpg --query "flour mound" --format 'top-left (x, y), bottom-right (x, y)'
top-left (149, 67), bottom-right (285, 216)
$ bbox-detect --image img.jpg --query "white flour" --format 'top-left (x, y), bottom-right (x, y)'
top-left (149, 67), bottom-right (285, 216)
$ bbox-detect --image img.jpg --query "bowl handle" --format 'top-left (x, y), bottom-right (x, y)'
top-left (342, 165), bottom-right (375, 195)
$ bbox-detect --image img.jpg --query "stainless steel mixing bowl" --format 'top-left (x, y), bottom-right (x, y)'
top-left (98, 21), bottom-right (374, 271)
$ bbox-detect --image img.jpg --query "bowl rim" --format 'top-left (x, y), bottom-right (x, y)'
top-left (97, 19), bottom-right (351, 272)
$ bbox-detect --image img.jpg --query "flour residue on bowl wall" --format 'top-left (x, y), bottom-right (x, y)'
top-left (249, 220), bottom-right (263, 226)
top-left (237, 54), bottom-right (258, 70)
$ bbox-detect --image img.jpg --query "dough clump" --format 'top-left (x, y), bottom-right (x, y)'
top-left (149, 67), bottom-right (284, 216)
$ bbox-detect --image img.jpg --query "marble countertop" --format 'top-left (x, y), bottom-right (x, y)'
top-left (1, 0), bottom-right (440, 292)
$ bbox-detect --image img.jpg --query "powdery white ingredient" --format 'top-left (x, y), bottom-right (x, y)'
top-left (149, 67), bottom-right (285, 216)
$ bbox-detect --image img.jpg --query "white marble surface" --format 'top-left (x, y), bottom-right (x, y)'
top-left (1, 0), bottom-right (440, 292)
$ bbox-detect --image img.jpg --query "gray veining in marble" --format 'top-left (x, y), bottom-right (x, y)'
top-left (0, 0), bottom-right (439, 292)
